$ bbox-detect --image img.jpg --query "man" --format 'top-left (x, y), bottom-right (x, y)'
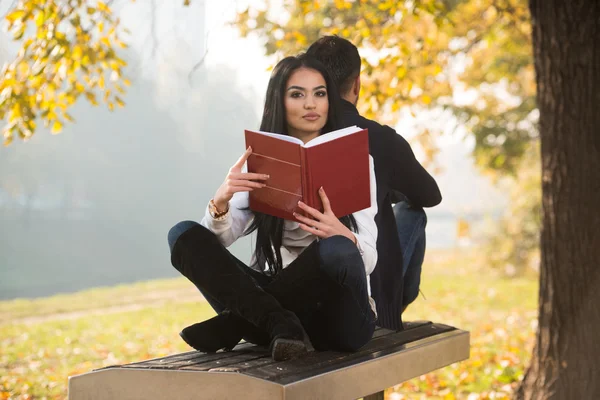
top-left (306, 36), bottom-right (442, 330)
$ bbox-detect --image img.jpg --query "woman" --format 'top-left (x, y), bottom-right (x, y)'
top-left (168, 54), bottom-right (378, 361)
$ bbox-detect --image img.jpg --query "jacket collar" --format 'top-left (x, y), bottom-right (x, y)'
top-left (341, 99), bottom-right (360, 115)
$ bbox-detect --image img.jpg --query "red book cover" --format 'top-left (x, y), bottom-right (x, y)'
top-left (245, 126), bottom-right (370, 221)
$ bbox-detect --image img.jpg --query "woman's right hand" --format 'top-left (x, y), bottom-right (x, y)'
top-left (213, 146), bottom-right (269, 210)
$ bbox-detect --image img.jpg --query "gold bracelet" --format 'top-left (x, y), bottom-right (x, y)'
top-left (209, 199), bottom-right (230, 219)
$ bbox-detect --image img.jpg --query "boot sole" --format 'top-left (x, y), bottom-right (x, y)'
top-left (179, 330), bottom-right (240, 353)
top-left (271, 338), bottom-right (308, 361)
top-left (179, 331), bottom-right (216, 353)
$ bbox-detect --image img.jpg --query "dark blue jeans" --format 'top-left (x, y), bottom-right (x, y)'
top-left (393, 201), bottom-right (427, 308)
top-left (168, 221), bottom-right (376, 352)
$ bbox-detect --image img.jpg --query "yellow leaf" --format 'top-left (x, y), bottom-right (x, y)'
top-left (65, 94), bottom-right (76, 105)
top-left (396, 67), bottom-right (407, 79)
top-left (115, 96), bottom-right (125, 107)
top-left (422, 94), bottom-right (432, 104)
top-left (85, 92), bottom-right (98, 106)
top-left (97, 1), bottom-right (109, 12)
top-left (17, 62), bottom-right (30, 78)
top-left (35, 11), bottom-right (45, 27)
top-left (72, 46), bottom-right (83, 60)
top-left (6, 9), bottom-right (26, 23)
top-left (51, 120), bottom-right (63, 134)
top-left (11, 104), bottom-right (21, 119)
top-left (13, 25), bottom-right (26, 40)
top-left (3, 135), bottom-right (13, 147)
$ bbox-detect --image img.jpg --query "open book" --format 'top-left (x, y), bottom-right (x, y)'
top-left (244, 126), bottom-right (370, 221)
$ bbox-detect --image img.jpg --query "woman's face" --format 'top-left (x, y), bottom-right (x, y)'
top-left (284, 67), bottom-right (329, 143)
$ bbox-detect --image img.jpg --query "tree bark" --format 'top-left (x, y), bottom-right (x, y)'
top-left (517, 0), bottom-right (600, 399)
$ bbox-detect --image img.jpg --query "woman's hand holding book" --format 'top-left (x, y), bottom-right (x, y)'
top-left (213, 147), bottom-right (270, 211)
top-left (293, 187), bottom-right (357, 245)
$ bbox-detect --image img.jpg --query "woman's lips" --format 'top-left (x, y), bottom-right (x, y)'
top-left (303, 113), bottom-right (320, 121)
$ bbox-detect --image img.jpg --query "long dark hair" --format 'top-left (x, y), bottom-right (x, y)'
top-left (245, 54), bottom-right (358, 275)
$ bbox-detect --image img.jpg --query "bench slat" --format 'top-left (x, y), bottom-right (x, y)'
top-left (181, 353), bottom-right (271, 371)
top-left (246, 323), bottom-right (455, 383)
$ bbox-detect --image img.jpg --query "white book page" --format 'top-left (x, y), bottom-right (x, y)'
top-left (248, 129), bottom-right (304, 145)
top-left (304, 125), bottom-right (362, 148)
top-left (247, 126), bottom-right (362, 147)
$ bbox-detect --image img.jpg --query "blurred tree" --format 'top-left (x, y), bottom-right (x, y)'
top-left (0, 0), bottom-right (132, 145)
top-left (516, 0), bottom-right (600, 398)
top-left (484, 144), bottom-right (540, 276)
top-left (0, 0), bottom-right (192, 145)
top-left (1, 0), bottom-right (535, 165)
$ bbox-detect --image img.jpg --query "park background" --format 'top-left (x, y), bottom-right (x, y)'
top-left (0, 0), bottom-right (560, 398)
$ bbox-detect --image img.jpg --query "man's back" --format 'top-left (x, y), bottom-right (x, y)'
top-left (307, 36), bottom-right (441, 329)
top-left (342, 101), bottom-right (441, 208)
top-left (341, 100), bottom-right (441, 330)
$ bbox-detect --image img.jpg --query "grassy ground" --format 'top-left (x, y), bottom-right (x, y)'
top-left (0, 247), bottom-right (537, 399)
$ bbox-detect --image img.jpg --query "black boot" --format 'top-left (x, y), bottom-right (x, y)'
top-left (267, 310), bottom-right (309, 361)
top-left (179, 309), bottom-right (272, 352)
top-left (179, 310), bottom-right (246, 353)
top-left (171, 224), bottom-right (307, 361)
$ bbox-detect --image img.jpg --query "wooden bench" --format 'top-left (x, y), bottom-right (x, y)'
top-left (68, 321), bottom-right (469, 400)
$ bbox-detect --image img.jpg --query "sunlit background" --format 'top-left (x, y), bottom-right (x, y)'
top-left (1, 1), bottom-right (539, 398)
top-left (0, 0), bottom-right (509, 299)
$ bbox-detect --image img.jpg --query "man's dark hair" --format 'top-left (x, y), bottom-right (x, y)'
top-left (306, 35), bottom-right (361, 96)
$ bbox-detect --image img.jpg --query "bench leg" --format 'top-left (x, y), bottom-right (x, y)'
top-left (364, 391), bottom-right (385, 400)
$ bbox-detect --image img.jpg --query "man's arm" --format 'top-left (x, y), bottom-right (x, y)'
top-left (381, 126), bottom-right (442, 207)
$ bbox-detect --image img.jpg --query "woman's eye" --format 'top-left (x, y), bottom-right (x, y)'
top-left (290, 92), bottom-right (303, 98)
top-left (316, 91), bottom-right (327, 97)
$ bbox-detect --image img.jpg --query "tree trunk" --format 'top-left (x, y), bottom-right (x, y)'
top-left (517, 0), bottom-right (600, 398)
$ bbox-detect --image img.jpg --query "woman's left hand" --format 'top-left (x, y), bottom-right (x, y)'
top-left (294, 187), bottom-right (357, 244)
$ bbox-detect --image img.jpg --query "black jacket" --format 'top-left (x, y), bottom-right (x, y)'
top-left (342, 100), bottom-right (442, 330)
